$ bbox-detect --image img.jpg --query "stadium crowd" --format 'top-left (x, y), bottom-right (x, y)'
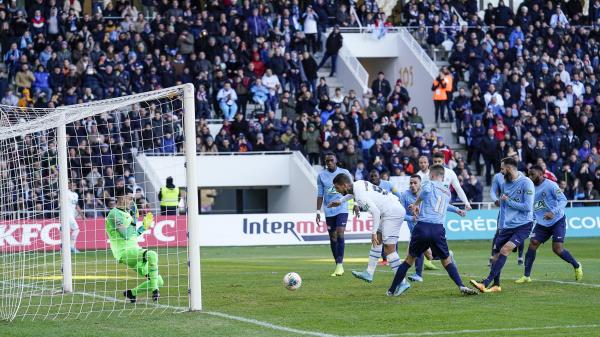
top-left (0, 0), bottom-right (599, 217)
top-left (437, 0), bottom-right (600, 203)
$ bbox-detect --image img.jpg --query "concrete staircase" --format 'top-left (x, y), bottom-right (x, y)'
top-left (317, 66), bottom-right (345, 97)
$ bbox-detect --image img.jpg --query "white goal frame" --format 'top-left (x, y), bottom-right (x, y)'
top-left (1, 83), bottom-right (202, 318)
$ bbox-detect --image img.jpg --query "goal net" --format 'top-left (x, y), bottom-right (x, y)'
top-left (0, 84), bottom-right (201, 321)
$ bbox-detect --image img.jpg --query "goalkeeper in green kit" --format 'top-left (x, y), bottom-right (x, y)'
top-left (106, 187), bottom-right (164, 303)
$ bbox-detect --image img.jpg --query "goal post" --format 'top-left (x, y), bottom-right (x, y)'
top-left (182, 84), bottom-right (202, 311)
top-left (57, 116), bottom-right (73, 294)
top-left (0, 84), bottom-right (201, 321)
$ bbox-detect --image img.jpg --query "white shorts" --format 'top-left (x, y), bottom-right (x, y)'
top-left (68, 219), bottom-right (79, 231)
top-left (379, 215), bottom-right (405, 245)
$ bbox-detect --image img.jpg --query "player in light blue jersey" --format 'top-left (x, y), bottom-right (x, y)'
top-left (471, 157), bottom-right (534, 293)
top-left (388, 165), bottom-right (478, 297)
top-left (514, 165), bottom-right (583, 283)
top-left (317, 153), bottom-right (353, 276)
top-left (489, 152), bottom-right (525, 266)
top-left (369, 170), bottom-right (402, 265)
top-left (401, 174), bottom-right (462, 282)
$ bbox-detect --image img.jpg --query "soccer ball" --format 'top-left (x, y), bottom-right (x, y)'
top-left (283, 272), bottom-right (302, 291)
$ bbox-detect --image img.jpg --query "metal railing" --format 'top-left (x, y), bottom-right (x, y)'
top-left (292, 150), bottom-right (318, 180)
top-left (397, 27), bottom-right (439, 78)
top-left (450, 6), bottom-right (467, 27)
top-left (338, 26), bottom-right (439, 78)
top-left (337, 46), bottom-right (370, 94)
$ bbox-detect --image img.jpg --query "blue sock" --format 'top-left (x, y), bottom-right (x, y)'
top-left (381, 246), bottom-right (387, 260)
top-left (518, 242), bottom-right (524, 259)
top-left (524, 248), bottom-right (537, 277)
top-left (558, 249), bottom-right (579, 268)
top-left (444, 263), bottom-right (464, 287)
top-left (389, 261), bottom-right (410, 293)
top-left (415, 254), bottom-right (424, 277)
top-left (490, 230), bottom-right (499, 256)
top-left (336, 235), bottom-right (345, 264)
top-left (484, 254), bottom-right (507, 287)
top-left (329, 231), bottom-right (338, 262)
top-left (493, 274), bottom-right (501, 286)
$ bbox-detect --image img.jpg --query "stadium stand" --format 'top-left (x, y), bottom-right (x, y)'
top-left (0, 0), bottom-right (599, 217)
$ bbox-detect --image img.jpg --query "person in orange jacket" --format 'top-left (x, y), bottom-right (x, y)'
top-left (432, 71), bottom-right (447, 123)
top-left (443, 67), bottom-right (454, 122)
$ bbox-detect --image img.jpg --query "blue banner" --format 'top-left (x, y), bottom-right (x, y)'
top-left (444, 207), bottom-right (600, 240)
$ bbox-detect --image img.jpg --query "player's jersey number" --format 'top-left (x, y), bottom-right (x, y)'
top-left (364, 181), bottom-right (388, 195)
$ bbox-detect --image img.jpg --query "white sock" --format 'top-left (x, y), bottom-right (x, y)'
top-left (366, 245), bottom-right (382, 275)
top-left (71, 228), bottom-right (79, 249)
top-left (387, 251), bottom-right (401, 273)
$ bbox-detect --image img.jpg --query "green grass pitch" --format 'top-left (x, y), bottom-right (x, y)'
top-left (2, 238), bottom-right (599, 337)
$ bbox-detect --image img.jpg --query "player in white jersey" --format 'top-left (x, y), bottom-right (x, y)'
top-left (431, 152), bottom-right (472, 210)
top-left (416, 156), bottom-right (431, 182)
top-left (66, 183), bottom-right (84, 253)
top-left (329, 174), bottom-right (409, 289)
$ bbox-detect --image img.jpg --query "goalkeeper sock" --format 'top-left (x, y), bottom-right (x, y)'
top-left (366, 245), bottom-right (382, 275)
top-left (132, 250), bottom-right (161, 296)
top-left (146, 250), bottom-right (160, 290)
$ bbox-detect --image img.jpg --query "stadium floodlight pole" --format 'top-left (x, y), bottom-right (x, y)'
top-left (182, 83), bottom-right (202, 310)
top-left (57, 112), bottom-right (73, 293)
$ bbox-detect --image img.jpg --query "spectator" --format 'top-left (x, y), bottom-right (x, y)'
top-left (482, 128), bottom-right (499, 185)
top-left (301, 51), bottom-right (319, 93)
top-left (371, 71), bottom-right (391, 101)
top-left (217, 81), bottom-right (238, 121)
top-left (303, 123), bottom-right (321, 165)
top-left (431, 71), bottom-right (447, 123)
top-left (251, 78), bottom-right (269, 111)
top-left (317, 25), bottom-right (343, 77)
top-left (302, 5), bottom-right (319, 54)
top-left (262, 68), bottom-right (281, 112)
top-left (427, 23), bottom-right (445, 52)
top-left (15, 64), bottom-right (35, 91)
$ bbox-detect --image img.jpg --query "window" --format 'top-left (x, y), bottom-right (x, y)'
top-left (199, 188), bottom-right (267, 214)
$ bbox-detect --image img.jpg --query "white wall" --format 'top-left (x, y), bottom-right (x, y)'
top-left (336, 47), bottom-right (369, 94)
top-left (341, 32), bottom-right (401, 58)
top-left (141, 154), bottom-right (290, 187)
top-left (138, 152), bottom-right (317, 213)
top-left (337, 32), bottom-right (436, 124)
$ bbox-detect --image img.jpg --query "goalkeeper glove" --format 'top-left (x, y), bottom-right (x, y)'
top-left (129, 203), bottom-right (139, 221)
top-left (142, 212), bottom-right (154, 230)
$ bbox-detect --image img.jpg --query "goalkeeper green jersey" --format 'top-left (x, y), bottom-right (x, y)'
top-left (106, 207), bottom-right (140, 261)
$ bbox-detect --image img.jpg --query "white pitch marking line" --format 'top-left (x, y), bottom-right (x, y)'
top-left (2, 281), bottom-right (337, 337)
top-left (347, 324), bottom-right (600, 337)
top-left (203, 311), bottom-right (338, 337)
top-left (422, 272), bottom-right (600, 288)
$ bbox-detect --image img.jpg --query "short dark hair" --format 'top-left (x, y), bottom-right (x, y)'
top-left (410, 174), bottom-right (421, 180)
top-left (369, 169), bottom-right (379, 175)
top-left (324, 152), bottom-right (336, 158)
top-left (501, 157), bottom-right (518, 168)
top-left (430, 164), bottom-right (445, 178)
top-left (114, 187), bottom-right (128, 198)
top-left (432, 152), bottom-right (445, 160)
top-left (529, 165), bottom-right (544, 173)
top-left (333, 173), bottom-right (351, 185)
